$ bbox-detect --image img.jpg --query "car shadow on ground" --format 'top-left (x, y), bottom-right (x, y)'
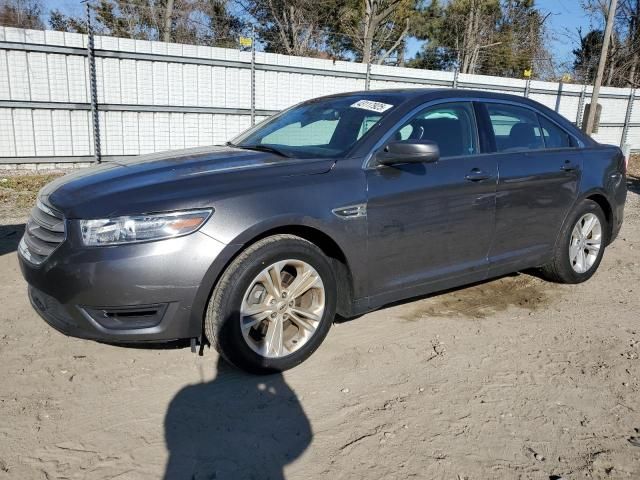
top-left (0, 223), bottom-right (24, 256)
top-left (163, 356), bottom-right (312, 480)
top-left (335, 271), bottom-right (523, 324)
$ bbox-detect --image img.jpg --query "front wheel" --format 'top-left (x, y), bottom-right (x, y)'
top-left (540, 199), bottom-right (608, 284)
top-left (204, 235), bottom-right (337, 373)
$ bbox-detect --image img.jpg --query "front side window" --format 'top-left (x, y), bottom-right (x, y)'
top-left (486, 103), bottom-right (544, 152)
top-left (231, 95), bottom-right (401, 159)
top-left (390, 102), bottom-right (478, 158)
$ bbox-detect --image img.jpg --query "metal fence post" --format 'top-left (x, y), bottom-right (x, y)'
top-left (452, 67), bottom-right (459, 89)
top-left (554, 80), bottom-right (563, 112)
top-left (524, 78), bottom-right (531, 98)
top-left (621, 88), bottom-right (636, 148)
top-left (85, 1), bottom-right (101, 163)
top-left (576, 85), bottom-right (587, 128)
top-left (365, 61), bottom-right (371, 91)
top-left (250, 25), bottom-right (256, 126)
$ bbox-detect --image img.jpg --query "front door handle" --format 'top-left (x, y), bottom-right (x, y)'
top-left (465, 168), bottom-right (490, 182)
top-left (561, 160), bottom-right (578, 171)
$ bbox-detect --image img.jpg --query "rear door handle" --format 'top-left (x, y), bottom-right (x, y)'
top-left (465, 169), bottom-right (490, 182)
top-left (561, 160), bottom-right (578, 171)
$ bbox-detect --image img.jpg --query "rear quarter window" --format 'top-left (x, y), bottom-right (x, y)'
top-left (538, 115), bottom-right (574, 149)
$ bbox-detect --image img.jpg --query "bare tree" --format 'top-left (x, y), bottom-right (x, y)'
top-left (443, 0), bottom-right (502, 74)
top-left (337, 0), bottom-right (413, 64)
top-left (618, 0), bottom-right (640, 85)
top-left (237, 0), bottom-right (330, 57)
top-left (0, 0), bottom-right (44, 29)
top-left (582, 0), bottom-right (640, 86)
top-left (163, 0), bottom-right (174, 42)
top-left (410, 0), bottom-right (504, 75)
top-left (266, 0), bottom-right (320, 55)
top-left (49, 0), bottom-right (244, 47)
top-left (362, 0), bottom-right (404, 63)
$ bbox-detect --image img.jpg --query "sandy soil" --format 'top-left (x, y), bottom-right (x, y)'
top-left (1, 166), bottom-right (640, 479)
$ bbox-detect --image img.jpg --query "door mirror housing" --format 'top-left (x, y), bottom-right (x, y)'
top-left (376, 140), bottom-right (440, 166)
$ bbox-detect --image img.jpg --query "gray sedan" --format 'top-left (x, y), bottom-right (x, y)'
top-left (19, 89), bottom-right (627, 373)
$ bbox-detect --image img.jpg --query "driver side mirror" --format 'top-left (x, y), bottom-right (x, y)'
top-left (376, 140), bottom-right (440, 166)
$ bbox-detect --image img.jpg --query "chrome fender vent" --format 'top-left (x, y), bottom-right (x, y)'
top-left (332, 203), bottom-right (367, 219)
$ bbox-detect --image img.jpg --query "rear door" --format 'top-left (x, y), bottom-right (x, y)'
top-left (365, 101), bottom-right (497, 299)
top-left (480, 102), bottom-right (583, 273)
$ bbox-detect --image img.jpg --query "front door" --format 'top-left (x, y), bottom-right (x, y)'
top-left (365, 101), bottom-right (498, 301)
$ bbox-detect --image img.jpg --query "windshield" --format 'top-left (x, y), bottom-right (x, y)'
top-left (230, 94), bottom-right (402, 159)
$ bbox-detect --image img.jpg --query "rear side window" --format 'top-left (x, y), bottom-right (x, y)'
top-left (538, 115), bottom-right (574, 149)
top-left (391, 102), bottom-right (478, 158)
top-left (486, 103), bottom-right (544, 152)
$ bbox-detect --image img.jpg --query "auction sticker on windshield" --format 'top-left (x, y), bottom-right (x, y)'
top-left (351, 100), bottom-right (393, 113)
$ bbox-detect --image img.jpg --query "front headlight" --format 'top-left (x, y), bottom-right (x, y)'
top-left (80, 209), bottom-right (212, 246)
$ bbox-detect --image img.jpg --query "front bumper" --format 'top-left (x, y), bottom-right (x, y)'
top-left (19, 231), bottom-right (235, 342)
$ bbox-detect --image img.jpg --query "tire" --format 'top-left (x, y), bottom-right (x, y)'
top-left (204, 234), bottom-right (337, 374)
top-left (540, 199), bottom-right (608, 284)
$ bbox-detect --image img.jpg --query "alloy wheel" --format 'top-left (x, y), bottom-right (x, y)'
top-left (569, 213), bottom-right (602, 274)
top-left (240, 259), bottom-right (325, 358)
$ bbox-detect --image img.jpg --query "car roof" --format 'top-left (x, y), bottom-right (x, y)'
top-left (323, 87), bottom-right (534, 104)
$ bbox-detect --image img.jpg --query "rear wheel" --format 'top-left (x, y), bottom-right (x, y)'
top-left (204, 235), bottom-right (336, 373)
top-left (540, 199), bottom-right (607, 284)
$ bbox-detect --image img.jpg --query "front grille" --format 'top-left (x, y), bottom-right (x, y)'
top-left (20, 199), bottom-right (65, 265)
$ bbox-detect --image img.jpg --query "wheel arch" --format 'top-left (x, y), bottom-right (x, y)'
top-left (583, 190), bottom-right (614, 243)
top-left (240, 224), bottom-right (355, 317)
top-left (549, 188), bottom-right (615, 264)
top-left (192, 221), bottom-right (357, 338)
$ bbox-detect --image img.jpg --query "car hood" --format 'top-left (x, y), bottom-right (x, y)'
top-left (41, 146), bottom-right (335, 218)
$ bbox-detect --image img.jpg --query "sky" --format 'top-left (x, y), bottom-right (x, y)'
top-left (44, 0), bottom-right (82, 16)
top-left (44, 0), bottom-right (596, 68)
top-left (537, 0), bottom-right (596, 66)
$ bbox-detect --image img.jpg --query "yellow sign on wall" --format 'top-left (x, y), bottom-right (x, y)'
top-left (523, 68), bottom-right (532, 78)
top-left (239, 37), bottom-right (253, 48)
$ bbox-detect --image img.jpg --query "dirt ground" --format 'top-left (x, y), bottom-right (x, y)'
top-left (1, 160), bottom-right (640, 480)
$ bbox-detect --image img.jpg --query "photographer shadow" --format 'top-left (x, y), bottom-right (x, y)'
top-left (164, 357), bottom-right (311, 480)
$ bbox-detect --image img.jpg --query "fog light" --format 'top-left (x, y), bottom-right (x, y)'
top-left (83, 304), bottom-right (168, 330)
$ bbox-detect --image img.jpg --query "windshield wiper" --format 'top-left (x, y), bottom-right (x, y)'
top-left (226, 142), bottom-right (290, 158)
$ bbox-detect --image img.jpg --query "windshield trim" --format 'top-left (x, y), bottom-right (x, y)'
top-left (226, 142), bottom-right (290, 158)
